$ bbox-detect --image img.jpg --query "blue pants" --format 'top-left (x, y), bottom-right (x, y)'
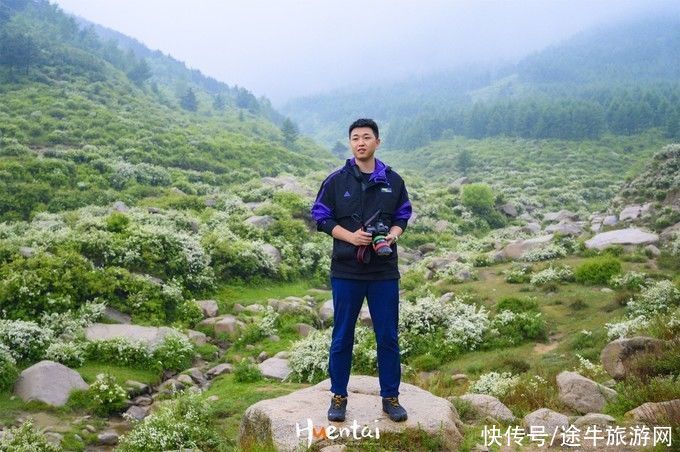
top-left (329, 277), bottom-right (401, 398)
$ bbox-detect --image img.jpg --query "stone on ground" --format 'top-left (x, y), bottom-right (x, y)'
top-left (14, 360), bottom-right (89, 407)
top-left (458, 394), bottom-right (515, 422)
top-left (556, 371), bottom-right (617, 414)
top-left (239, 375), bottom-right (462, 451)
top-left (625, 399), bottom-right (680, 424)
top-left (600, 336), bottom-right (665, 380)
top-left (85, 323), bottom-right (178, 348)
top-left (258, 357), bottom-right (292, 380)
top-left (584, 228), bottom-right (658, 250)
top-left (523, 408), bottom-right (569, 433)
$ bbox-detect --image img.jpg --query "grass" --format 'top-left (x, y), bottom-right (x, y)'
top-left (76, 362), bottom-right (162, 385)
top-left (212, 279), bottom-right (322, 313)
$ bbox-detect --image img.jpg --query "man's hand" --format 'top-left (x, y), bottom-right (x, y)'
top-left (331, 225), bottom-right (372, 246)
top-left (349, 228), bottom-right (373, 246)
top-left (385, 226), bottom-right (403, 246)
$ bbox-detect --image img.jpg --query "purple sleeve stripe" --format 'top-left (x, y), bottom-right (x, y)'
top-left (394, 200), bottom-right (412, 221)
top-left (311, 201), bottom-right (332, 222)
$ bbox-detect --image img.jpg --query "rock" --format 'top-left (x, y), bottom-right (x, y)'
top-left (102, 307), bottom-right (131, 324)
top-left (585, 228), bottom-right (659, 250)
top-left (157, 378), bottom-right (184, 394)
top-left (112, 201), bottom-right (129, 212)
top-left (198, 315), bottom-right (243, 335)
top-left (544, 210), bottom-right (577, 222)
top-left (645, 244), bottom-right (661, 256)
top-left (573, 413), bottom-right (616, 427)
top-left (591, 222), bottom-right (602, 233)
top-left (206, 363), bottom-right (233, 379)
top-left (452, 176), bottom-right (470, 188)
top-left (257, 351), bottom-right (270, 363)
top-left (207, 395), bottom-right (219, 402)
top-left (124, 405), bottom-right (150, 421)
top-left (147, 207), bottom-right (161, 214)
top-left (244, 215), bottom-right (275, 230)
top-left (500, 203), bottom-right (518, 217)
top-left (523, 222), bottom-right (541, 234)
top-left (545, 220), bottom-right (582, 236)
top-left (418, 243), bottom-right (437, 254)
top-left (275, 351), bottom-right (290, 359)
top-left (98, 431), bottom-right (119, 446)
top-left (239, 375), bottom-right (462, 451)
top-left (244, 304), bottom-right (265, 313)
top-left (85, 424), bottom-right (97, 433)
top-left (319, 299), bottom-right (334, 322)
top-left (603, 215), bottom-right (618, 226)
top-left (600, 336), bottom-right (665, 380)
top-left (261, 244), bottom-right (282, 266)
top-left (131, 395), bottom-right (153, 406)
top-left (425, 256), bottom-right (459, 272)
top-left (451, 374), bottom-right (468, 383)
top-left (269, 298), bottom-right (315, 316)
top-left (44, 432), bottom-right (63, 446)
top-left (358, 304), bottom-right (372, 327)
top-left (295, 323), bottom-right (315, 337)
top-left (660, 221), bottom-right (680, 241)
top-left (85, 323), bottom-right (179, 349)
top-left (258, 358), bottom-right (292, 381)
top-left (320, 446), bottom-right (347, 452)
top-left (195, 299), bottom-right (219, 318)
top-left (14, 361), bottom-right (89, 407)
top-left (124, 380), bottom-right (149, 397)
top-left (619, 204), bottom-right (651, 221)
top-left (524, 408), bottom-right (569, 433)
top-left (625, 399), bottom-right (680, 424)
top-left (434, 219), bottom-right (450, 232)
top-left (556, 371), bottom-right (617, 414)
top-left (186, 329), bottom-right (207, 346)
top-left (19, 246), bottom-right (35, 258)
top-left (459, 394), bottom-right (515, 422)
top-left (233, 303), bottom-right (245, 314)
top-left (176, 374), bottom-right (195, 386)
top-left (204, 198), bottom-right (217, 207)
top-left (502, 234), bottom-right (554, 259)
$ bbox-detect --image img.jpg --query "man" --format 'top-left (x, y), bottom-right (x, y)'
top-left (311, 118), bottom-right (412, 423)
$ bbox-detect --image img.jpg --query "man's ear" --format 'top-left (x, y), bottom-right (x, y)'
top-left (376, 138), bottom-right (381, 147)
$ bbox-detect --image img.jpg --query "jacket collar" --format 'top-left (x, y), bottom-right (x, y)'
top-left (347, 157), bottom-right (389, 184)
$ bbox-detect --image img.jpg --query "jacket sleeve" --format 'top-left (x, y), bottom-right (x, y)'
top-left (392, 181), bottom-right (412, 231)
top-left (310, 173), bottom-right (338, 236)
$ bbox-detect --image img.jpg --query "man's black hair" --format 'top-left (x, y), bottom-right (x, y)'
top-left (349, 118), bottom-right (379, 139)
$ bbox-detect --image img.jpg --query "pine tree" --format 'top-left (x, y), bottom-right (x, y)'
top-left (212, 93), bottom-right (226, 111)
top-left (180, 88), bottom-right (198, 112)
top-left (281, 118), bottom-right (299, 148)
top-left (127, 58), bottom-right (151, 85)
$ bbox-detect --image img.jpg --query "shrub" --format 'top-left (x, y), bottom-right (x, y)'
top-left (520, 244), bottom-right (567, 262)
top-left (118, 392), bottom-right (218, 452)
top-left (530, 265), bottom-right (574, 286)
top-left (86, 338), bottom-right (151, 368)
top-left (44, 341), bottom-right (86, 367)
top-left (574, 256), bottom-right (622, 285)
top-left (89, 373), bottom-right (128, 415)
top-left (503, 264), bottom-right (532, 283)
top-left (461, 183), bottom-right (495, 215)
top-left (0, 419), bottom-right (60, 451)
top-left (0, 320), bottom-right (54, 362)
top-left (495, 296), bottom-right (539, 313)
top-left (605, 316), bottom-right (650, 340)
top-left (610, 271), bottom-right (648, 291)
top-left (486, 310), bottom-right (547, 347)
top-left (233, 359), bottom-right (263, 383)
top-left (152, 331), bottom-right (195, 372)
top-left (626, 280), bottom-right (680, 318)
top-left (469, 371), bottom-right (519, 397)
top-left (288, 329), bottom-right (332, 383)
top-left (0, 345), bottom-right (18, 391)
top-left (410, 353), bottom-right (441, 371)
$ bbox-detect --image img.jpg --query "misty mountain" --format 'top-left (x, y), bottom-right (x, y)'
top-left (282, 15), bottom-right (680, 150)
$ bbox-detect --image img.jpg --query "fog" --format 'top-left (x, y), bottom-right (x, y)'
top-left (53, 0), bottom-right (678, 105)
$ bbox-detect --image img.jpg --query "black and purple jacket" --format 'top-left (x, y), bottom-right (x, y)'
top-left (311, 157), bottom-right (412, 280)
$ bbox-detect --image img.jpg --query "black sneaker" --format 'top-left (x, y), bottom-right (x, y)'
top-left (382, 397), bottom-right (408, 422)
top-left (327, 394), bottom-right (347, 422)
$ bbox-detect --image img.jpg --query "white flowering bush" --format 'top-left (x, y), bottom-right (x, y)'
top-left (574, 354), bottom-right (607, 380)
top-left (152, 330), bottom-right (195, 372)
top-left (626, 280), bottom-right (680, 318)
top-left (0, 419), bottom-right (60, 451)
top-left (470, 372), bottom-right (520, 397)
top-left (609, 271), bottom-right (648, 291)
top-left (503, 263), bottom-right (532, 283)
top-left (86, 338), bottom-right (151, 367)
top-left (40, 300), bottom-right (105, 341)
top-left (289, 326), bottom-right (378, 383)
top-left (399, 294), bottom-right (489, 358)
top-left (606, 315), bottom-right (650, 340)
top-left (0, 320), bottom-right (54, 362)
top-left (0, 344), bottom-right (18, 391)
top-left (44, 341), bottom-right (86, 367)
top-left (298, 240), bottom-right (331, 282)
top-left (435, 260), bottom-right (477, 283)
top-left (487, 310), bottom-right (547, 347)
top-left (89, 373), bottom-right (128, 415)
top-left (520, 244), bottom-right (567, 262)
top-left (258, 306), bottom-right (279, 337)
top-left (530, 265), bottom-right (574, 286)
top-left (118, 391), bottom-right (218, 452)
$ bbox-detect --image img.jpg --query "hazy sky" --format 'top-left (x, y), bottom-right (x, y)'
top-left (53, 0), bottom-right (678, 105)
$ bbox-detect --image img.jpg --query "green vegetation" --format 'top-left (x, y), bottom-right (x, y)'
top-left (574, 256), bottom-right (623, 285)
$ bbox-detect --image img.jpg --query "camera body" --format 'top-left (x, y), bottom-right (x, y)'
top-left (365, 219), bottom-right (392, 257)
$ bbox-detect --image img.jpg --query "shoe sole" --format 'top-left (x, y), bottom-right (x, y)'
top-left (327, 415), bottom-right (346, 422)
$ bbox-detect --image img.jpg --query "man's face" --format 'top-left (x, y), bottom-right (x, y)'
top-left (349, 127), bottom-right (380, 162)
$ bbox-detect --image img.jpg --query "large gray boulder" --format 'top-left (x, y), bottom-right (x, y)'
top-left (544, 210), bottom-right (577, 222)
top-left (319, 299), bottom-right (334, 323)
top-left (239, 375), bottom-right (462, 451)
top-left (197, 314), bottom-right (244, 335)
top-left (195, 299), bottom-right (219, 318)
top-left (584, 228), bottom-right (659, 250)
top-left (502, 234), bottom-right (554, 259)
top-left (261, 244), bottom-right (282, 266)
top-left (14, 360), bottom-right (89, 407)
top-left (85, 323), bottom-right (177, 348)
top-left (523, 408), bottom-right (569, 433)
top-left (619, 203), bottom-right (651, 222)
top-left (556, 371), bottom-right (617, 414)
top-left (600, 336), bottom-right (665, 380)
top-left (244, 215), bottom-right (275, 230)
top-left (625, 399), bottom-right (680, 424)
top-left (459, 394), bottom-right (515, 422)
top-left (258, 357), bottom-right (292, 381)
top-left (545, 220), bottom-right (582, 236)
